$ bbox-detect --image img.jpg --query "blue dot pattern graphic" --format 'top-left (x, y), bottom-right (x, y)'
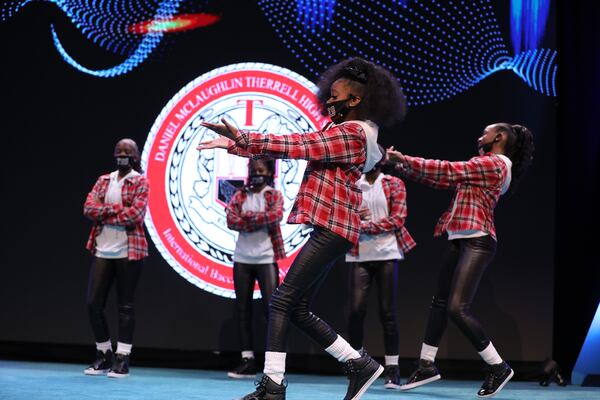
top-left (257, 0), bottom-right (557, 105)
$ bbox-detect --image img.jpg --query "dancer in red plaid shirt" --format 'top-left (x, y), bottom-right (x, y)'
top-left (345, 145), bottom-right (416, 390)
top-left (387, 123), bottom-right (534, 398)
top-left (226, 159), bottom-right (285, 380)
top-left (198, 57), bottom-right (407, 400)
top-left (83, 138), bottom-right (149, 379)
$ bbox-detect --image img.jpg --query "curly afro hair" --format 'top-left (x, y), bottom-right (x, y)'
top-left (316, 57), bottom-right (407, 127)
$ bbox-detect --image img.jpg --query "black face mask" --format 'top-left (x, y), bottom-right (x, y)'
top-left (478, 140), bottom-right (495, 154)
top-left (115, 156), bottom-right (133, 171)
top-left (327, 97), bottom-right (354, 123)
top-left (248, 174), bottom-right (268, 189)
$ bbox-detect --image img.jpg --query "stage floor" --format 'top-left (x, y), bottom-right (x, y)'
top-left (1, 360), bottom-right (598, 400)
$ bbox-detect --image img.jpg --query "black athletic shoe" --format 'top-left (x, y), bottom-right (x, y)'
top-left (238, 374), bottom-right (287, 400)
top-left (343, 353), bottom-right (384, 400)
top-left (400, 359), bottom-right (441, 391)
top-left (107, 353), bottom-right (130, 378)
top-left (383, 365), bottom-right (401, 389)
top-left (84, 349), bottom-right (114, 376)
top-left (228, 357), bottom-right (257, 379)
top-left (477, 361), bottom-right (514, 398)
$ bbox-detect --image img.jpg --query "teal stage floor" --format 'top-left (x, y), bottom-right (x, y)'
top-left (1, 360), bottom-right (598, 400)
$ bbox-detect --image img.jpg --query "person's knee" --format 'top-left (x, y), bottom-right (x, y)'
top-left (118, 304), bottom-right (135, 321)
top-left (87, 299), bottom-right (103, 315)
top-left (431, 296), bottom-right (447, 310)
top-left (379, 308), bottom-right (396, 324)
top-left (269, 284), bottom-right (295, 314)
top-left (447, 300), bottom-right (470, 322)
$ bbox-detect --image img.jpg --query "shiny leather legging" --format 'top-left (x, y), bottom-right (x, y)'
top-left (267, 227), bottom-right (353, 351)
top-left (424, 236), bottom-right (497, 352)
top-left (348, 260), bottom-right (399, 355)
top-left (233, 262), bottom-right (279, 351)
top-left (86, 257), bottom-right (142, 344)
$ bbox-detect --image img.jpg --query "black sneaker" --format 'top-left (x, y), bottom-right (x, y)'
top-left (107, 353), bottom-right (130, 378)
top-left (343, 353), bottom-right (384, 400)
top-left (477, 361), bottom-right (514, 398)
top-left (238, 374), bottom-right (287, 400)
top-left (400, 359), bottom-right (441, 391)
top-left (84, 349), bottom-right (114, 375)
top-left (228, 357), bottom-right (257, 379)
top-left (383, 365), bottom-right (401, 389)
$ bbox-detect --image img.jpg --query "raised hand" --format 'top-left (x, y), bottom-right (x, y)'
top-left (386, 146), bottom-right (405, 163)
top-left (199, 118), bottom-right (239, 140)
top-left (197, 136), bottom-right (230, 151)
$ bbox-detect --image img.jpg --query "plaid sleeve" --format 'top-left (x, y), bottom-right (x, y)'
top-left (104, 177), bottom-right (149, 227)
top-left (400, 154), bottom-right (505, 190)
top-left (231, 123), bottom-right (365, 163)
top-left (227, 139), bottom-right (255, 158)
top-left (241, 190), bottom-right (284, 228)
top-left (361, 178), bottom-right (408, 234)
top-left (83, 177), bottom-right (119, 222)
top-left (226, 190), bottom-right (256, 232)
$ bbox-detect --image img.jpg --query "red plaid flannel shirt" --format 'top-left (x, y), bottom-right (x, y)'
top-left (227, 122), bottom-right (366, 244)
top-left (350, 175), bottom-right (416, 256)
top-left (84, 173), bottom-right (150, 260)
top-left (226, 187), bottom-right (286, 260)
top-left (399, 153), bottom-right (509, 240)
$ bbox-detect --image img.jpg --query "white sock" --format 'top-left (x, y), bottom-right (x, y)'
top-left (264, 351), bottom-right (286, 385)
top-left (385, 355), bottom-right (399, 366)
top-left (116, 342), bottom-right (132, 355)
top-left (420, 343), bottom-right (438, 362)
top-left (325, 335), bottom-right (361, 362)
top-left (478, 342), bottom-right (503, 365)
top-left (241, 350), bottom-right (255, 359)
top-left (96, 341), bottom-right (112, 353)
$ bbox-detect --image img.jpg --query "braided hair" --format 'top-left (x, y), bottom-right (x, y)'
top-left (316, 57), bottom-right (407, 127)
top-left (495, 123), bottom-right (535, 194)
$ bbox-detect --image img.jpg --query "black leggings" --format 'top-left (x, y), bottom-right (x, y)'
top-left (348, 260), bottom-right (399, 355)
top-left (86, 257), bottom-right (142, 344)
top-left (233, 262), bottom-right (279, 351)
top-left (267, 227), bottom-right (353, 352)
top-left (424, 236), bottom-right (497, 352)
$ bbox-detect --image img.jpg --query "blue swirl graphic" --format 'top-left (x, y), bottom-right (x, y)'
top-left (1, 0), bottom-right (183, 78)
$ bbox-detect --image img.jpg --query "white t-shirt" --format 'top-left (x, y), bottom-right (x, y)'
top-left (95, 170), bottom-right (139, 259)
top-left (233, 186), bottom-right (276, 264)
top-left (346, 174), bottom-right (403, 262)
top-left (447, 154), bottom-right (513, 240)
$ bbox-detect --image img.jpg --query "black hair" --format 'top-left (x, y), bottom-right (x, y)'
top-left (248, 158), bottom-right (276, 185)
top-left (316, 57), bottom-right (407, 127)
top-left (495, 123), bottom-right (535, 194)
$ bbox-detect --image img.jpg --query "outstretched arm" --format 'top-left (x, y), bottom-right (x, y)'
top-left (198, 118), bottom-right (365, 163)
top-left (387, 147), bottom-right (505, 190)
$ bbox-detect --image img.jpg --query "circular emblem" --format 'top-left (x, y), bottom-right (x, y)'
top-left (142, 63), bottom-right (328, 298)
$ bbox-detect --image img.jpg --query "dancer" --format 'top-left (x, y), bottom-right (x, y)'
top-left (345, 145), bottom-right (416, 390)
top-left (82, 138), bottom-right (149, 378)
top-left (198, 57), bottom-right (406, 400)
top-left (226, 158), bottom-right (285, 379)
top-left (387, 123), bottom-right (534, 398)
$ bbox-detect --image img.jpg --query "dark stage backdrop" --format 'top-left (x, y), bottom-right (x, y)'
top-left (0, 1), bottom-right (556, 362)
